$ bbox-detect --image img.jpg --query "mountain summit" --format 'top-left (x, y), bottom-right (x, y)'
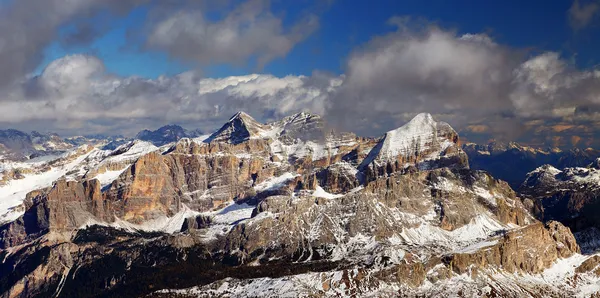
top-left (205, 111), bottom-right (268, 144)
top-left (135, 124), bottom-right (204, 146)
top-left (360, 113), bottom-right (468, 176)
top-left (0, 111), bottom-right (596, 297)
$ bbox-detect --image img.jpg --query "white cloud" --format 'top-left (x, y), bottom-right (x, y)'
top-left (0, 0), bottom-right (146, 87)
top-left (146, 0), bottom-right (319, 68)
top-left (41, 54), bottom-right (105, 95)
top-left (569, 0), bottom-right (600, 29)
top-left (0, 54), bottom-right (342, 136)
top-left (3, 13), bottom-right (600, 147)
top-left (326, 25), bottom-right (517, 136)
top-left (511, 52), bottom-right (600, 119)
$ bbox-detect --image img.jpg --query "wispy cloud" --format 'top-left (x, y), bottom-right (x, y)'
top-left (568, 0), bottom-right (600, 29)
top-left (145, 0), bottom-right (319, 69)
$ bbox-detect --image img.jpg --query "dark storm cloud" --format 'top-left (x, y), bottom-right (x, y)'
top-left (325, 22), bottom-right (521, 137)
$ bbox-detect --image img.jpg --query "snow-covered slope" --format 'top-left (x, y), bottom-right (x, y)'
top-left (0, 111), bottom-right (592, 298)
top-left (360, 113), bottom-right (465, 172)
top-left (0, 140), bottom-right (161, 224)
top-left (0, 146), bottom-right (97, 223)
top-left (520, 158), bottom-right (600, 246)
top-left (377, 114), bottom-right (445, 160)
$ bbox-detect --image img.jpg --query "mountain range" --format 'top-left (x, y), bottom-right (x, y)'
top-left (0, 112), bottom-right (599, 297)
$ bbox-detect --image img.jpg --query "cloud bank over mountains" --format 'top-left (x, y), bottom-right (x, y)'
top-left (1, 0), bottom-right (600, 147)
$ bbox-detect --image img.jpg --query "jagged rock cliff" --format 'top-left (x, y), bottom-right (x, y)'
top-left (0, 112), bottom-right (597, 298)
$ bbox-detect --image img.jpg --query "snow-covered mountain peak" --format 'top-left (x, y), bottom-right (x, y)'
top-left (282, 111), bottom-right (321, 123)
top-left (405, 112), bottom-right (435, 126)
top-left (228, 111), bottom-right (253, 121)
top-left (270, 111), bottom-right (326, 142)
top-left (361, 113), bottom-right (462, 170)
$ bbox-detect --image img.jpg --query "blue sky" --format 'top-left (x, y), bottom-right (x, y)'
top-left (36, 0), bottom-right (599, 79)
top-left (4, 0), bottom-right (600, 146)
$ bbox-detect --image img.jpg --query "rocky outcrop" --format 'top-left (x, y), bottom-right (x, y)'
top-left (444, 221), bottom-right (579, 275)
top-left (0, 179), bottom-right (104, 248)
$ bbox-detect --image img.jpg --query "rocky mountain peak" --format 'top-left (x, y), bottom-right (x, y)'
top-left (0, 129), bottom-right (36, 159)
top-left (360, 113), bottom-right (466, 175)
top-left (135, 124), bottom-right (203, 146)
top-left (1, 111), bottom-right (598, 297)
top-left (520, 161), bottom-right (600, 241)
top-left (274, 111), bottom-right (326, 142)
top-left (206, 111), bottom-right (267, 144)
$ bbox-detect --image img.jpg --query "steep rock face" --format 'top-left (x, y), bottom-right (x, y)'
top-left (106, 151), bottom-right (177, 222)
top-left (361, 113), bottom-right (468, 182)
top-left (0, 179), bottom-right (104, 248)
top-left (446, 221), bottom-right (579, 275)
top-left (313, 162), bottom-right (359, 194)
top-left (0, 111), bottom-right (593, 298)
top-left (1, 136), bottom-right (290, 247)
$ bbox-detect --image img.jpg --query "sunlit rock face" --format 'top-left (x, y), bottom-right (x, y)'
top-left (0, 112), bottom-right (596, 298)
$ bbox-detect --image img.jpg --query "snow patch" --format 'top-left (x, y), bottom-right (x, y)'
top-left (253, 172), bottom-right (298, 192)
top-left (93, 168), bottom-right (128, 188)
top-left (313, 185), bottom-right (343, 199)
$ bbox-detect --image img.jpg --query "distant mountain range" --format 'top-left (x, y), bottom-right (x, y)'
top-left (463, 142), bottom-right (600, 189)
top-left (0, 124), bottom-right (204, 161)
top-left (3, 123), bottom-right (600, 192)
top-left (135, 124), bottom-right (204, 146)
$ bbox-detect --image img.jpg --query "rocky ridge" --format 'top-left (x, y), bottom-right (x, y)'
top-left (0, 112), bottom-right (596, 297)
top-left (136, 124), bottom-right (205, 147)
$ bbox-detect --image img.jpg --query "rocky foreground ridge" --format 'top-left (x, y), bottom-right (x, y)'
top-left (0, 112), bottom-right (599, 297)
